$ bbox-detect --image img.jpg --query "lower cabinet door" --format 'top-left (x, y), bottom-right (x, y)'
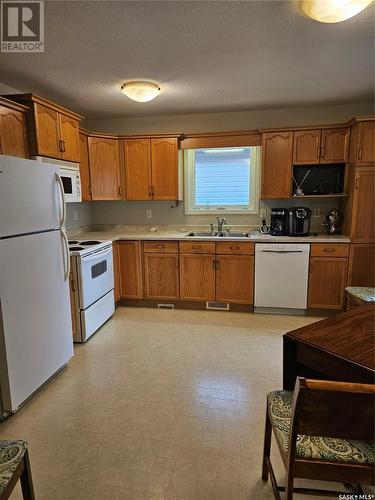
top-left (180, 254), bottom-right (215, 302)
top-left (143, 253), bottom-right (179, 300)
top-left (308, 257), bottom-right (348, 309)
top-left (347, 243), bottom-right (375, 287)
top-left (216, 255), bottom-right (254, 304)
top-left (113, 242), bottom-right (121, 303)
top-left (119, 241), bottom-right (143, 299)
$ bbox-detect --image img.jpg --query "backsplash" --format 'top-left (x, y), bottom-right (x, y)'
top-left (81, 198), bottom-right (340, 233)
top-left (66, 202), bottom-right (92, 230)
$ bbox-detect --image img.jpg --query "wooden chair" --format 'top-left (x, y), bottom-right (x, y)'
top-left (0, 440), bottom-right (35, 499)
top-left (262, 377), bottom-right (375, 499)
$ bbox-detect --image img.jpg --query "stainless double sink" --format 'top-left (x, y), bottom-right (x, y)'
top-left (186, 231), bottom-right (249, 238)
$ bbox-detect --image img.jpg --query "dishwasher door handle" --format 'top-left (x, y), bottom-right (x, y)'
top-left (261, 250), bottom-right (304, 254)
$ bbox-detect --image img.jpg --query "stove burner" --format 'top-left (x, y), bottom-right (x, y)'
top-left (69, 240), bottom-right (79, 244)
top-left (69, 246), bottom-right (84, 251)
top-left (80, 240), bottom-right (102, 245)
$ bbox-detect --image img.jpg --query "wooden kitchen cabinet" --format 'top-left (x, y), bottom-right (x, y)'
top-left (88, 136), bottom-right (121, 200)
top-left (0, 97), bottom-right (28, 158)
top-left (113, 241), bottom-right (121, 303)
top-left (59, 113), bottom-right (80, 162)
top-left (143, 253), bottom-right (179, 300)
top-left (343, 166), bottom-right (374, 243)
top-left (293, 128), bottom-right (349, 165)
top-left (308, 257), bottom-right (348, 310)
top-left (293, 130), bottom-right (321, 164)
top-left (123, 136), bottom-right (179, 201)
top-left (5, 94), bottom-right (82, 161)
top-left (119, 241), bottom-right (143, 299)
top-left (151, 138), bottom-right (178, 200)
top-left (320, 128), bottom-right (349, 163)
top-left (347, 244), bottom-right (375, 287)
top-left (261, 131), bottom-right (293, 199)
top-left (216, 255), bottom-right (254, 304)
top-left (124, 138), bottom-right (151, 200)
top-left (33, 102), bottom-right (60, 158)
top-left (180, 253), bottom-right (216, 302)
top-left (349, 119), bottom-right (375, 164)
top-left (78, 131), bottom-right (91, 200)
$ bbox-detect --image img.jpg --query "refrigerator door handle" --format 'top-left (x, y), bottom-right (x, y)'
top-left (56, 173), bottom-right (66, 228)
top-left (60, 228), bottom-right (70, 281)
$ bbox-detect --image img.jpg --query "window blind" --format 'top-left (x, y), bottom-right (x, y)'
top-left (194, 148), bottom-right (251, 208)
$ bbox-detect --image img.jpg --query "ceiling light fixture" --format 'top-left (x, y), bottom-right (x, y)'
top-left (301, 0), bottom-right (373, 23)
top-left (120, 81), bottom-right (161, 102)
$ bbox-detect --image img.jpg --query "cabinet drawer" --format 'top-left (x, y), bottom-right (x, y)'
top-left (179, 241), bottom-right (216, 254)
top-left (217, 241), bottom-right (254, 255)
top-left (143, 241), bottom-right (178, 253)
top-left (310, 243), bottom-right (349, 258)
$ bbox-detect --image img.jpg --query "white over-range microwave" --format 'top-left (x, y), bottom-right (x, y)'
top-left (32, 156), bottom-right (82, 203)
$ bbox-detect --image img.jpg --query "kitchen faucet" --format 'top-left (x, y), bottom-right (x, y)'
top-left (217, 217), bottom-right (227, 233)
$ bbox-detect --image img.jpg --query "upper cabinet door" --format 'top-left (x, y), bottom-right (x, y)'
top-left (124, 139), bottom-right (152, 200)
top-left (357, 122), bottom-right (375, 164)
top-left (59, 114), bottom-right (80, 162)
top-left (0, 105), bottom-right (28, 158)
top-left (293, 130), bottom-right (321, 164)
top-left (88, 137), bottom-right (121, 200)
top-left (151, 138), bottom-right (178, 200)
top-left (78, 132), bottom-right (91, 201)
top-left (261, 132), bottom-right (293, 199)
top-left (33, 102), bottom-right (60, 158)
top-left (320, 128), bottom-right (349, 164)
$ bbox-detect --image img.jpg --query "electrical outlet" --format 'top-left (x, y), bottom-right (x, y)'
top-left (313, 208), bottom-right (320, 218)
top-left (146, 209), bottom-right (152, 219)
top-left (73, 210), bottom-right (78, 221)
top-left (260, 208), bottom-right (267, 219)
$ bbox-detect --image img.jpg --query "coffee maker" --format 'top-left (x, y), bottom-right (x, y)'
top-left (288, 207), bottom-right (311, 236)
top-left (270, 208), bottom-right (288, 236)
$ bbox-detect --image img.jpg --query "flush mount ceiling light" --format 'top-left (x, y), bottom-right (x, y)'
top-left (301, 0), bottom-right (373, 22)
top-left (120, 81), bottom-right (161, 102)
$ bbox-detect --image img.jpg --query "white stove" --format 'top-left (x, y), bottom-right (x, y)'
top-left (68, 239), bottom-right (115, 342)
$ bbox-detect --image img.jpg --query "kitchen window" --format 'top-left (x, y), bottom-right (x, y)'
top-left (184, 146), bottom-right (260, 214)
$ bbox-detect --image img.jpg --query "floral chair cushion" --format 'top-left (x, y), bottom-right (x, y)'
top-left (0, 440), bottom-right (27, 493)
top-left (267, 391), bottom-right (374, 464)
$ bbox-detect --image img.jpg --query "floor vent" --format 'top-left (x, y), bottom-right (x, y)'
top-left (206, 302), bottom-right (230, 311)
top-left (157, 303), bottom-right (175, 309)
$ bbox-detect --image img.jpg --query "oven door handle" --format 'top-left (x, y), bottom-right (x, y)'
top-left (56, 173), bottom-right (66, 228)
top-left (60, 228), bottom-right (70, 281)
top-left (81, 247), bottom-right (112, 262)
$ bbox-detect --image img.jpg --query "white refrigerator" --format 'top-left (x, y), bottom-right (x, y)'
top-left (0, 155), bottom-right (74, 417)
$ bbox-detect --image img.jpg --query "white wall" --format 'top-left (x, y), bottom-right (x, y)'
top-left (84, 101), bottom-right (373, 135)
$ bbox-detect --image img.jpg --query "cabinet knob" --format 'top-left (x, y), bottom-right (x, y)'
top-left (324, 248), bottom-right (335, 253)
top-left (358, 148), bottom-right (362, 160)
top-left (156, 245), bottom-right (165, 249)
top-left (230, 246), bottom-right (240, 250)
top-left (192, 245), bottom-right (201, 250)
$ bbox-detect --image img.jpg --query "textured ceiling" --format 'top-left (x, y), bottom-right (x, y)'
top-left (0, 0), bottom-right (374, 119)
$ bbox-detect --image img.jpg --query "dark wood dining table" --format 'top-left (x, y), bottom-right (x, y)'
top-left (283, 304), bottom-right (375, 390)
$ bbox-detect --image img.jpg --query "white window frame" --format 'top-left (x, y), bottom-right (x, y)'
top-left (184, 146), bottom-right (261, 215)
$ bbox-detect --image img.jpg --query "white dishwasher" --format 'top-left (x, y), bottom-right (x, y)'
top-left (254, 243), bottom-right (310, 314)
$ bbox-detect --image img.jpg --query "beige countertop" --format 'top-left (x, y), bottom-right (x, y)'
top-left (69, 227), bottom-right (351, 244)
